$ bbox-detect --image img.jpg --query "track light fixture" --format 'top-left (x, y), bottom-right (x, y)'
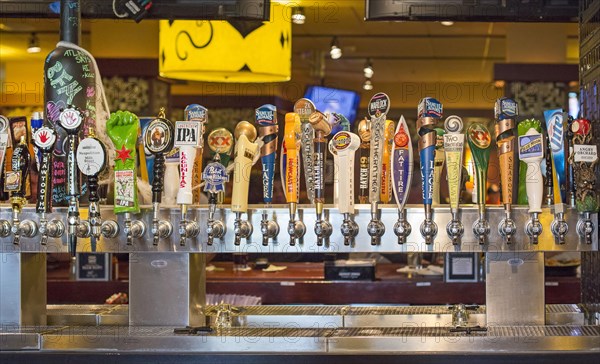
top-left (27, 33), bottom-right (41, 54)
top-left (363, 59), bottom-right (374, 78)
top-left (292, 7), bottom-right (306, 25)
top-left (363, 78), bottom-right (373, 91)
top-left (330, 37), bottom-right (342, 60)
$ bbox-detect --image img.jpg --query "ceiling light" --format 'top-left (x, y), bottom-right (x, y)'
top-left (27, 33), bottom-right (41, 54)
top-left (441, 21), bottom-right (454, 26)
top-left (363, 59), bottom-right (374, 78)
top-left (363, 79), bottom-right (373, 91)
top-left (292, 7), bottom-right (306, 25)
top-left (330, 37), bottom-right (342, 60)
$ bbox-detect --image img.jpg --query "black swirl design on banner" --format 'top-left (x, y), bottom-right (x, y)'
top-left (176, 22), bottom-right (214, 61)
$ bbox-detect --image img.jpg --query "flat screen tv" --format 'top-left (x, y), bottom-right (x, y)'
top-left (303, 85), bottom-right (361, 134)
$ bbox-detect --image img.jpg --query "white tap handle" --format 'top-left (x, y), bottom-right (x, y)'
top-left (332, 132), bottom-right (360, 214)
top-left (328, 139), bottom-right (339, 206)
top-left (174, 121), bottom-right (202, 206)
top-left (518, 128), bottom-right (544, 214)
top-left (231, 134), bottom-right (259, 213)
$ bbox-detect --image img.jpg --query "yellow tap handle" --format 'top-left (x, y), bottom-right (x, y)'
top-left (284, 113), bottom-right (301, 204)
top-left (380, 119), bottom-right (395, 203)
top-left (231, 122), bottom-right (258, 213)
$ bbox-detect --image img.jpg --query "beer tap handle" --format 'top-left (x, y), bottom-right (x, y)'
top-left (143, 111), bottom-right (175, 245)
top-left (417, 97), bottom-right (443, 245)
top-left (295, 98), bottom-right (317, 204)
top-left (392, 116), bottom-right (413, 244)
top-left (106, 111), bottom-right (142, 245)
top-left (443, 116), bottom-right (464, 244)
top-left (467, 123), bottom-right (492, 245)
top-left (184, 104), bottom-right (208, 205)
top-left (519, 128), bottom-right (544, 244)
top-left (566, 116), bottom-right (577, 208)
top-left (203, 154), bottom-right (229, 245)
top-left (358, 118), bottom-right (371, 204)
top-left (333, 131), bottom-right (360, 246)
top-left (33, 126), bottom-right (57, 244)
top-left (543, 109), bottom-right (568, 207)
top-left (231, 121), bottom-right (259, 244)
top-left (256, 104), bottom-right (278, 205)
top-left (381, 119), bottom-right (395, 203)
top-left (284, 113), bottom-right (304, 245)
top-left (432, 128), bottom-right (446, 206)
top-left (7, 136), bottom-right (32, 244)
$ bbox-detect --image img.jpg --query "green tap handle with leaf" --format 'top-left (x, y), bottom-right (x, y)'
top-left (107, 110), bottom-right (140, 214)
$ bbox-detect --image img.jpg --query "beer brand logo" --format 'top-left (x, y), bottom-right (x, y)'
top-left (33, 127), bottom-right (56, 150)
top-left (394, 127), bottom-right (409, 148)
top-left (202, 162), bottom-right (229, 193)
top-left (518, 134), bottom-right (543, 159)
top-left (294, 99), bottom-right (316, 119)
top-left (368, 93), bottom-right (390, 117)
top-left (418, 97), bottom-right (443, 119)
top-left (76, 137), bottom-right (106, 176)
top-left (333, 132), bottom-right (351, 150)
top-left (144, 118), bottom-right (173, 154)
top-left (208, 128), bottom-right (233, 153)
top-left (184, 104), bottom-right (207, 123)
top-left (495, 98), bottom-right (518, 119)
top-left (256, 104), bottom-right (277, 125)
top-left (174, 121), bottom-right (201, 147)
top-left (59, 107), bottom-right (83, 130)
top-left (0, 115), bottom-right (8, 133)
top-left (468, 124), bottom-right (491, 149)
top-left (547, 112), bottom-right (564, 153)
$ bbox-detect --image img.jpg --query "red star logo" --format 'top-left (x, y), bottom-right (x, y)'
top-left (115, 145), bottom-right (132, 163)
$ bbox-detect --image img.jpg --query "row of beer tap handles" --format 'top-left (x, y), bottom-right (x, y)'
top-left (0, 95), bottom-right (597, 251)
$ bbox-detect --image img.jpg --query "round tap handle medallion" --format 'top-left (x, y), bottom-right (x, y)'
top-left (76, 137), bottom-right (107, 177)
top-left (0, 115), bottom-right (8, 133)
top-left (293, 98), bottom-right (316, 121)
top-left (208, 128), bottom-right (234, 154)
top-left (143, 117), bottom-right (174, 155)
top-left (368, 93), bottom-right (390, 118)
top-left (444, 115), bottom-right (464, 134)
top-left (32, 126), bottom-right (57, 151)
top-left (59, 107), bottom-right (83, 131)
top-left (467, 123), bottom-right (491, 149)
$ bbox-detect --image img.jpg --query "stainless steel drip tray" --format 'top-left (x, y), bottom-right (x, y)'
top-left (0, 326), bottom-right (67, 351)
top-left (46, 304), bottom-right (585, 328)
top-left (35, 325), bottom-right (600, 354)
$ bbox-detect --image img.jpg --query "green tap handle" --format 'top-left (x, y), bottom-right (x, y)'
top-left (467, 123), bottom-right (492, 213)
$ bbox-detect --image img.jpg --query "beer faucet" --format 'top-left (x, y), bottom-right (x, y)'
top-left (570, 118), bottom-right (598, 245)
top-left (495, 98), bottom-right (518, 245)
top-left (357, 118), bottom-right (371, 205)
top-left (295, 98), bottom-right (317, 205)
top-left (75, 127), bottom-right (108, 251)
top-left (142, 110), bottom-right (175, 246)
top-left (5, 136), bottom-right (36, 245)
top-left (231, 121), bottom-right (259, 245)
top-left (203, 155), bottom-right (228, 245)
top-left (331, 130), bottom-right (360, 246)
top-left (466, 123), bottom-right (492, 245)
top-left (417, 97), bottom-right (442, 245)
top-left (519, 128), bottom-right (545, 245)
top-left (256, 104), bottom-right (280, 246)
top-left (308, 111), bottom-right (333, 246)
top-left (32, 127), bottom-right (64, 245)
top-left (58, 107), bottom-right (85, 254)
top-left (443, 116), bottom-right (465, 245)
top-left (107, 111), bottom-right (145, 246)
top-left (391, 116), bottom-right (413, 245)
top-left (175, 106), bottom-right (206, 246)
top-left (544, 110), bottom-right (569, 245)
top-left (366, 93), bottom-right (390, 245)
top-left (284, 113), bottom-right (305, 246)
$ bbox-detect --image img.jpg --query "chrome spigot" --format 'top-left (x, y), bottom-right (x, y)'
top-left (341, 213), bottom-right (359, 246)
top-left (551, 212), bottom-right (569, 245)
top-left (101, 220), bottom-right (119, 239)
top-left (472, 213), bottom-right (490, 245)
top-left (260, 212), bottom-right (279, 246)
top-left (124, 212), bottom-right (146, 246)
top-left (449, 304), bottom-right (479, 328)
top-left (11, 208), bottom-right (38, 245)
top-left (0, 219), bottom-right (13, 238)
top-left (498, 208), bottom-right (517, 245)
top-left (419, 205), bottom-right (437, 245)
top-left (287, 208), bottom-right (306, 246)
top-left (314, 217), bottom-right (333, 247)
top-left (577, 212), bottom-right (595, 245)
top-left (525, 212), bottom-right (543, 245)
top-left (446, 212), bottom-right (463, 246)
top-left (151, 202), bottom-right (173, 246)
top-left (393, 209), bottom-right (411, 245)
top-left (233, 212), bottom-right (253, 246)
top-left (178, 206), bottom-right (199, 247)
top-left (367, 203), bottom-right (385, 245)
top-left (206, 200), bottom-right (226, 246)
top-left (38, 214), bottom-right (65, 246)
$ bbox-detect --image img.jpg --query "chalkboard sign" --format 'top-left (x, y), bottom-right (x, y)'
top-left (76, 253), bottom-right (110, 281)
